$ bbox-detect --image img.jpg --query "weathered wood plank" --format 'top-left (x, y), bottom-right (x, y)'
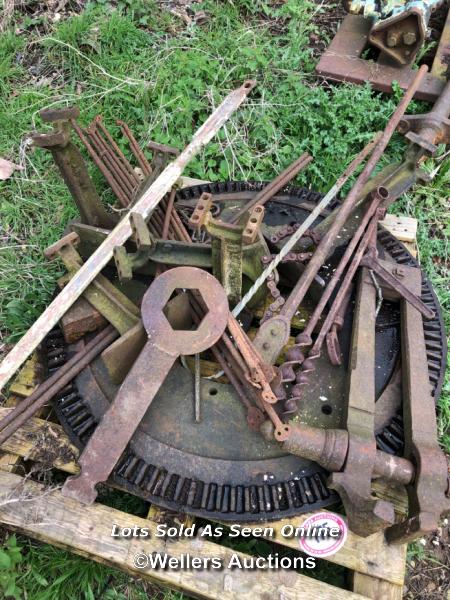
top-left (0, 407), bottom-right (406, 585)
top-left (8, 353), bottom-right (43, 399)
top-left (0, 408), bottom-right (79, 474)
top-left (1, 354), bottom-right (45, 473)
top-left (353, 572), bottom-right (405, 600)
top-left (245, 515), bottom-right (406, 586)
top-left (0, 472), bottom-right (368, 600)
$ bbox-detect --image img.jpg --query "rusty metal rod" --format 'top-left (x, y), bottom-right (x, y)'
top-left (168, 203), bottom-right (191, 242)
top-left (162, 189), bottom-right (176, 239)
top-left (90, 127), bottom-right (137, 196)
top-left (162, 201), bottom-right (190, 241)
top-left (72, 120), bottom-right (129, 207)
top-left (117, 119), bottom-right (152, 175)
top-left (0, 326), bottom-right (118, 445)
top-left (87, 127), bottom-right (136, 199)
top-left (230, 152), bottom-right (312, 223)
top-left (310, 212), bottom-right (382, 357)
top-left (220, 329), bottom-right (252, 377)
top-left (95, 116), bottom-right (140, 184)
top-left (89, 123), bottom-right (137, 195)
top-left (280, 65), bottom-right (428, 324)
top-left (298, 188), bottom-right (385, 346)
top-left (188, 294), bottom-right (253, 409)
top-left (0, 80), bottom-right (256, 391)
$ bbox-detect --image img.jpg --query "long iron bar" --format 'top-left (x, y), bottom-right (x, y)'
top-left (230, 152), bottom-right (313, 224)
top-left (117, 119), bottom-right (152, 175)
top-left (279, 65), bottom-right (428, 323)
top-left (95, 116), bottom-right (140, 184)
top-left (297, 187), bottom-right (386, 346)
top-left (0, 326), bottom-right (118, 444)
top-left (72, 120), bottom-right (130, 207)
top-left (231, 131), bottom-right (383, 318)
top-left (88, 126), bottom-right (136, 199)
top-left (162, 189), bottom-right (177, 239)
top-left (310, 214), bottom-right (382, 358)
top-left (0, 80), bottom-right (256, 391)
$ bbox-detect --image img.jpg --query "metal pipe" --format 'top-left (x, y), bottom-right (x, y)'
top-left (0, 80), bottom-right (256, 391)
top-left (230, 152), bottom-right (312, 223)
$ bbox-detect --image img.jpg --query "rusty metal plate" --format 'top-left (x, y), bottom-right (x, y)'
top-left (316, 15), bottom-right (447, 102)
top-left (49, 182), bottom-right (446, 521)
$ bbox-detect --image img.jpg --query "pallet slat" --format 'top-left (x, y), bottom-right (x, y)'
top-left (0, 472), bottom-right (368, 600)
top-left (248, 516), bottom-right (406, 586)
top-left (0, 407), bottom-right (406, 585)
top-left (353, 573), bottom-right (404, 600)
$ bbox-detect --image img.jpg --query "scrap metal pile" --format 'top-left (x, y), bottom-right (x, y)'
top-left (1, 71), bottom-right (449, 544)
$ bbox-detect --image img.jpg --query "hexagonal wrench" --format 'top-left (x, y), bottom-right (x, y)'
top-left (62, 267), bottom-right (229, 505)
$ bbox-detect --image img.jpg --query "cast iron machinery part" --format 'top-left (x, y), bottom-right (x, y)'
top-left (48, 182), bottom-right (446, 521)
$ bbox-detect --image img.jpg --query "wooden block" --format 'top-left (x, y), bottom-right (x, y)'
top-left (372, 480), bottom-right (408, 517)
top-left (380, 214), bottom-right (418, 244)
top-left (0, 408), bottom-right (79, 474)
top-left (0, 472), bottom-right (369, 600)
top-left (9, 353), bottom-right (44, 398)
top-left (1, 353), bottom-right (45, 474)
top-left (61, 297), bottom-right (107, 343)
top-left (353, 573), bottom-right (405, 600)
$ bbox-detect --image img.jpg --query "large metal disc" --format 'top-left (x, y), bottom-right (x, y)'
top-left (50, 182), bottom-right (446, 521)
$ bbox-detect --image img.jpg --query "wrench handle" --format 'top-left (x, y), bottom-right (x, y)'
top-left (62, 344), bottom-right (175, 504)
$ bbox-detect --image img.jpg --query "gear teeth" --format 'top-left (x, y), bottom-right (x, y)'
top-left (283, 399), bottom-right (298, 414)
top-left (286, 346), bottom-right (305, 363)
top-left (295, 372), bottom-right (310, 385)
top-left (292, 382), bottom-right (307, 397)
top-left (300, 358), bottom-right (317, 373)
top-left (296, 332), bottom-right (312, 346)
top-left (273, 382), bottom-right (287, 401)
top-left (280, 363), bottom-right (296, 384)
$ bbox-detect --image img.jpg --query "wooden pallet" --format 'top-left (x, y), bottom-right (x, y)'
top-left (0, 214), bottom-right (419, 599)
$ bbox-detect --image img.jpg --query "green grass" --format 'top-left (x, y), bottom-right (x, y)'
top-left (0, 0), bottom-right (448, 598)
top-left (1, 534), bottom-right (183, 600)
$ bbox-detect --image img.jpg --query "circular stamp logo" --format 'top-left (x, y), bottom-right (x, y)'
top-left (298, 512), bottom-right (348, 557)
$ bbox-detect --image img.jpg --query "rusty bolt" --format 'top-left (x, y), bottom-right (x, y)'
top-left (386, 31), bottom-right (400, 47)
top-left (403, 32), bottom-right (417, 46)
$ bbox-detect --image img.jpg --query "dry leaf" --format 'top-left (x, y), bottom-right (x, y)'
top-left (0, 157), bottom-right (22, 180)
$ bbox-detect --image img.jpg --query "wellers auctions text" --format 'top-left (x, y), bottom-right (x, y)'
top-left (133, 552), bottom-right (316, 571)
